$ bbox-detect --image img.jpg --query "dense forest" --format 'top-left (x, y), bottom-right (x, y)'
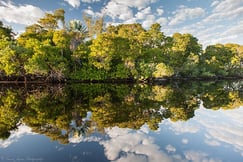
top-left (0, 9), bottom-right (242, 82)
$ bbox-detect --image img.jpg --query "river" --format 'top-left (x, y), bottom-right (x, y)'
top-left (0, 80), bottom-right (242, 162)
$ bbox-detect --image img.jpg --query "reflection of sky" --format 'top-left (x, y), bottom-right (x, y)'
top-left (99, 105), bottom-right (243, 162)
top-left (0, 124), bottom-right (35, 148)
top-left (100, 126), bottom-right (172, 162)
top-left (1, 106), bottom-right (243, 162)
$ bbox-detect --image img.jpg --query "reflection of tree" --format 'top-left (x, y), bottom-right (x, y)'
top-left (21, 88), bottom-right (70, 144)
top-left (199, 81), bottom-right (243, 110)
top-left (90, 90), bottom-right (164, 130)
top-left (156, 84), bottom-right (199, 122)
top-left (0, 89), bottom-right (23, 139)
top-left (22, 86), bottom-right (92, 144)
top-left (0, 81), bottom-right (242, 142)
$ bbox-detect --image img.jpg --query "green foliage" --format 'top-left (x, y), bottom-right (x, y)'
top-left (163, 33), bottom-right (202, 76)
top-left (153, 63), bottom-right (174, 78)
top-left (89, 33), bottom-right (115, 70)
top-left (0, 38), bottom-right (27, 76)
top-left (0, 80), bottom-right (242, 141)
top-left (0, 21), bottom-right (14, 40)
top-left (0, 9), bottom-right (242, 82)
top-left (200, 44), bottom-right (236, 77)
top-left (0, 44), bottom-right (20, 76)
top-left (0, 89), bottom-right (23, 139)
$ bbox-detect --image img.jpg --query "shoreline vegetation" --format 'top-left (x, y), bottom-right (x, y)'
top-left (0, 76), bottom-right (242, 84)
top-left (0, 9), bottom-right (242, 83)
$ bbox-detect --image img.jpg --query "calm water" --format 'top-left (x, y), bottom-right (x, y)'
top-left (0, 80), bottom-right (242, 162)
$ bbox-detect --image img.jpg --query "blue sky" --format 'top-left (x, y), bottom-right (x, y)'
top-left (0, 0), bottom-right (243, 47)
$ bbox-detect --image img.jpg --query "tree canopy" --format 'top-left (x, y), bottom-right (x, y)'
top-left (0, 9), bottom-right (242, 82)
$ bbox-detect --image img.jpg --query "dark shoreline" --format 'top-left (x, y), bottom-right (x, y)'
top-left (0, 76), bottom-right (242, 84)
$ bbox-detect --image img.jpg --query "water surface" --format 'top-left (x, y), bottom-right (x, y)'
top-left (0, 81), bottom-right (242, 162)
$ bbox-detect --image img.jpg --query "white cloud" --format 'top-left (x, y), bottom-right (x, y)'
top-left (184, 150), bottom-right (222, 162)
top-left (103, 1), bottom-right (133, 21)
top-left (165, 144), bottom-right (176, 153)
top-left (195, 107), bottom-right (243, 155)
top-left (165, 120), bottom-right (200, 134)
top-left (100, 126), bottom-right (173, 162)
top-left (156, 17), bottom-right (167, 26)
top-left (81, 0), bottom-right (100, 3)
top-left (211, 0), bottom-right (220, 7)
top-left (161, 106), bottom-right (243, 159)
top-left (64, 0), bottom-right (80, 8)
top-left (204, 138), bottom-right (221, 146)
top-left (111, 0), bottom-right (157, 10)
top-left (204, 0), bottom-right (243, 23)
top-left (169, 6), bottom-right (205, 26)
top-left (68, 135), bottom-right (102, 143)
top-left (141, 6), bottom-right (152, 15)
top-left (221, 20), bottom-right (243, 37)
top-left (182, 138), bottom-right (189, 144)
top-left (64, 0), bottom-right (100, 8)
top-left (0, 125), bottom-right (36, 148)
top-left (83, 7), bottom-right (103, 17)
top-left (142, 15), bottom-right (156, 28)
top-left (134, 7), bottom-right (158, 28)
top-left (135, 12), bottom-right (147, 20)
top-left (213, 0), bottom-right (243, 13)
top-left (0, 1), bottom-right (44, 25)
top-left (157, 8), bottom-right (164, 16)
top-left (102, 0), bottom-right (158, 25)
top-left (197, 21), bottom-right (243, 46)
top-left (83, 8), bottom-right (96, 16)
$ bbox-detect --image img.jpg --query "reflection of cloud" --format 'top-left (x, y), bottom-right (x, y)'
top-left (68, 135), bottom-right (102, 143)
top-left (116, 153), bottom-right (148, 162)
top-left (182, 138), bottom-right (188, 144)
top-left (164, 105), bottom-right (243, 156)
top-left (184, 150), bottom-right (222, 162)
top-left (161, 105), bottom-right (243, 160)
top-left (165, 121), bottom-right (200, 134)
top-left (196, 107), bottom-right (243, 155)
top-left (100, 126), bottom-right (173, 162)
top-left (165, 144), bottom-right (176, 153)
top-left (0, 125), bottom-right (35, 148)
top-left (204, 134), bottom-right (221, 146)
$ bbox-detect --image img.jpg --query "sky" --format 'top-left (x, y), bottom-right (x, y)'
top-left (0, 0), bottom-right (243, 47)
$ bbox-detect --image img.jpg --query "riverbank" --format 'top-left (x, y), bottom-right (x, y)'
top-left (0, 75), bottom-right (242, 84)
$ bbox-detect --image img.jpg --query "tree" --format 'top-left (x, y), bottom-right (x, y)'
top-left (0, 38), bottom-right (20, 76)
top-left (24, 40), bottom-right (69, 81)
top-left (53, 29), bottom-right (71, 56)
top-left (54, 8), bottom-right (65, 29)
top-left (38, 13), bottom-right (58, 30)
top-left (83, 13), bottom-right (104, 39)
top-left (200, 44), bottom-right (234, 76)
top-left (89, 33), bottom-right (115, 70)
top-left (0, 21), bottom-right (14, 40)
top-left (68, 19), bottom-right (88, 51)
top-left (153, 63), bottom-right (174, 78)
top-left (164, 33), bottom-right (202, 76)
top-left (224, 43), bottom-right (243, 76)
top-left (143, 23), bottom-right (165, 48)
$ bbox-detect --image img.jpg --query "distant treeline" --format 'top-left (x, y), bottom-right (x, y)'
top-left (0, 9), bottom-right (242, 82)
